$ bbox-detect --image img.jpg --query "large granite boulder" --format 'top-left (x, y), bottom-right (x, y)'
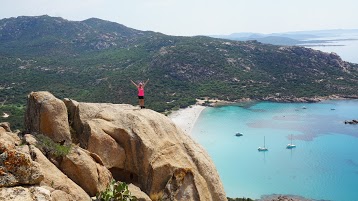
top-left (30, 145), bottom-right (91, 201)
top-left (65, 99), bottom-right (227, 201)
top-left (25, 91), bottom-right (71, 143)
top-left (60, 146), bottom-right (112, 196)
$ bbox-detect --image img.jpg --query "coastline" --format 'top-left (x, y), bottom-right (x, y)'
top-left (168, 95), bottom-right (358, 135)
top-left (168, 105), bottom-right (206, 135)
top-left (169, 98), bottom-right (358, 201)
top-left (201, 94), bottom-right (358, 106)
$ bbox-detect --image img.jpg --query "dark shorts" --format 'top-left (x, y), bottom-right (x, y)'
top-left (138, 96), bottom-right (144, 99)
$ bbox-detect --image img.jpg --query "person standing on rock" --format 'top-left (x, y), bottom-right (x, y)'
top-left (131, 79), bottom-right (149, 109)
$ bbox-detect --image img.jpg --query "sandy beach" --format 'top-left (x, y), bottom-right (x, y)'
top-left (168, 105), bottom-right (206, 134)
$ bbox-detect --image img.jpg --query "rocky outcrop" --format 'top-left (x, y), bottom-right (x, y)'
top-left (1, 127), bottom-right (91, 200)
top-left (0, 186), bottom-right (51, 201)
top-left (259, 194), bottom-right (313, 201)
top-left (128, 184), bottom-right (152, 201)
top-left (65, 98), bottom-right (227, 201)
top-left (0, 123), bottom-right (20, 146)
top-left (25, 91), bottom-right (71, 143)
top-left (261, 96), bottom-right (322, 103)
top-left (344, 119), bottom-right (358, 124)
top-left (0, 131), bottom-right (43, 188)
top-left (0, 122), bottom-right (12, 132)
top-left (60, 146), bottom-right (112, 196)
top-left (162, 168), bottom-right (199, 201)
top-left (0, 147), bottom-right (44, 187)
top-left (13, 91), bottom-right (227, 201)
top-left (31, 145), bottom-right (91, 200)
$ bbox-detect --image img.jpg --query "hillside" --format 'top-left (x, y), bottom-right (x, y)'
top-left (0, 15), bottom-right (358, 128)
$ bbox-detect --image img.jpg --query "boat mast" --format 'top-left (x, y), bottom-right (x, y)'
top-left (264, 136), bottom-right (266, 148)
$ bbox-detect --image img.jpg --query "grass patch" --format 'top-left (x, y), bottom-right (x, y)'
top-left (0, 104), bottom-right (25, 130)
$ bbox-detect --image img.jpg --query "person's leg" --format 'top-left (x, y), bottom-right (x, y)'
top-left (140, 99), bottom-right (145, 108)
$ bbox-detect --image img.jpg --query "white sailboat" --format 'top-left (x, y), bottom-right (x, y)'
top-left (286, 134), bottom-right (296, 149)
top-left (258, 136), bottom-right (268, 151)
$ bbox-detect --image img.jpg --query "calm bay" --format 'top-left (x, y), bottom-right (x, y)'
top-left (191, 100), bottom-right (358, 201)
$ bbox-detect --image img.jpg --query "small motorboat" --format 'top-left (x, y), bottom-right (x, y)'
top-left (286, 144), bottom-right (296, 149)
top-left (235, 132), bottom-right (243, 137)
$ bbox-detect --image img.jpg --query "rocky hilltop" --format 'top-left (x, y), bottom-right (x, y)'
top-left (0, 91), bottom-right (227, 201)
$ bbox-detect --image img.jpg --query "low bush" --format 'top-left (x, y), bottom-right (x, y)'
top-left (34, 134), bottom-right (71, 157)
top-left (95, 179), bottom-right (137, 201)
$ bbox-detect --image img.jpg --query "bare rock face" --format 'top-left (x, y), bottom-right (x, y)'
top-left (128, 184), bottom-right (152, 201)
top-left (65, 99), bottom-right (227, 201)
top-left (31, 146), bottom-right (91, 201)
top-left (0, 122), bottom-right (12, 132)
top-left (60, 146), bottom-right (112, 196)
top-left (162, 168), bottom-right (199, 201)
top-left (50, 189), bottom-right (73, 201)
top-left (0, 124), bottom-right (20, 146)
top-left (25, 91), bottom-right (71, 143)
top-left (0, 186), bottom-right (51, 201)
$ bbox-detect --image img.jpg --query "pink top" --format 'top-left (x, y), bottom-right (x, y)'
top-left (138, 87), bottom-right (144, 96)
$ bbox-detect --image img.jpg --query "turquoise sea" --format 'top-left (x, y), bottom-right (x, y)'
top-left (191, 100), bottom-right (358, 201)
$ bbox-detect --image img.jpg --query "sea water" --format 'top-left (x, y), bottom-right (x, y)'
top-left (303, 33), bottom-right (358, 64)
top-left (191, 100), bottom-right (358, 201)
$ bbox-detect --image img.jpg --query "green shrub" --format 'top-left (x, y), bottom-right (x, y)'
top-left (34, 134), bottom-right (71, 157)
top-left (96, 179), bottom-right (137, 201)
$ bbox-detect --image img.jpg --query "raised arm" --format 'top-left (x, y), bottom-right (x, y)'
top-left (143, 78), bottom-right (149, 87)
top-left (130, 80), bottom-right (138, 87)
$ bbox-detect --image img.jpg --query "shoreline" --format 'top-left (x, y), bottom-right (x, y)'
top-left (198, 94), bottom-right (358, 107)
top-left (168, 95), bottom-right (358, 135)
top-left (168, 105), bottom-right (206, 135)
top-left (257, 194), bottom-right (316, 201)
top-left (168, 96), bottom-right (357, 201)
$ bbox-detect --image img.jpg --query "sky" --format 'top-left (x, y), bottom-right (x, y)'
top-left (1, 0), bottom-right (357, 36)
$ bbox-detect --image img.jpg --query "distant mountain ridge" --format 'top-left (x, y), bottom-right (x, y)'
top-left (0, 15), bottom-right (153, 56)
top-left (0, 16), bottom-right (358, 128)
top-left (211, 29), bottom-right (358, 45)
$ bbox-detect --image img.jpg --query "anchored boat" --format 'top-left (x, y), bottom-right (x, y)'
top-left (258, 136), bottom-right (268, 151)
top-left (286, 134), bottom-right (296, 149)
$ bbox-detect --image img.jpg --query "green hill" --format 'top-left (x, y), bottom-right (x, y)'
top-left (0, 16), bottom-right (357, 129)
